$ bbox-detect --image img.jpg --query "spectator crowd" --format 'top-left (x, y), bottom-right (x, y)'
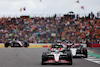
top-left (0, 15), bottom-right (100, 44)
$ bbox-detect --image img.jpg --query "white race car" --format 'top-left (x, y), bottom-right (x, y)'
top-left (4, 39), bottom-right (29, 47)
top-left (66, 43), bottom-right (88, 58)
top-left (41, 44), bottom-right (72, 65)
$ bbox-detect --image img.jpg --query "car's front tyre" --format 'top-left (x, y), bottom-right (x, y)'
top-left (41, 52), bottom-right (47, 65)
top-left (24, 41), bottom-right (29, 48)
top-left (66, 51), bottom-right (73, 65)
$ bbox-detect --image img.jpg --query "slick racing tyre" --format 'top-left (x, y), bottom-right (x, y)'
top-left (83, 48), bottom-right (88, 58)
top-left (66, 51), bottom-right (73, 65)
top-left (41, 52), bottom-right (47, 65)
top-left (5, 42), bottom-right (9, 47)
top-left (24, 41), bottom-right (29, 47)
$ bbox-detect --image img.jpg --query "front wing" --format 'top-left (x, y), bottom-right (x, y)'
top-left (43, 59), bottom-right (71, 64)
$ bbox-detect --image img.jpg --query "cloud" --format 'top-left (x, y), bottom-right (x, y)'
top-left (0, 0), bottom-right (99, 17)
top-left (0, 0), bottom-right (46, 14)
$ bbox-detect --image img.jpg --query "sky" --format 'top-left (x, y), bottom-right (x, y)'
top-left (0, 0), bottom-right (100, 17)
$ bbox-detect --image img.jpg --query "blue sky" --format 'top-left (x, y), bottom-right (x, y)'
top-left (0, 0), bottom-right (100, 17)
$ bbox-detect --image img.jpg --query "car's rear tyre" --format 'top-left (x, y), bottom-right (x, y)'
top-left (41, 52), bottom-right (47, 65)
top-left (66, 51), bottom-right (72, 65)
top-left (5, 42), bottom-right (9, 47)
top-left (83, 48), bottom-right (88, 58)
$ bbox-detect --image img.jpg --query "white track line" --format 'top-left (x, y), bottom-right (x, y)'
top-left (85, 55), bottom-right (100, 65)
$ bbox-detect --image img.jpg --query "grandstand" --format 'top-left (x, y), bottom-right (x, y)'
top-left (0, 13), bottom-right (100, 45)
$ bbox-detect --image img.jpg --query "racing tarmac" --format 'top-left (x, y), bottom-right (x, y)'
top-left (0, 48), bottom-right (100, 67)
top-left (88, 47), bottom-right (100, 55)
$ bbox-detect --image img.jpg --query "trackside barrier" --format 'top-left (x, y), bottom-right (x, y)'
top-left (0, 43), bottom-right (4, 47)
top-left (90, 44), bottom-right (100, 47)
top-left (0, 43), bottom-right (86, 48)
top-left (28, 43), bottom-right (51, 48)
top-left (0, 43), bottom-right (51, 48)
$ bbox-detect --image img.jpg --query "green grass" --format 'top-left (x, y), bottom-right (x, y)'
top-left (88, 52), bottom-right (100, 58)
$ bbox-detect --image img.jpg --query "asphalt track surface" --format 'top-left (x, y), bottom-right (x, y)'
top-left (0, 48), bottom-right (100, 67)
top-left (88, 47), bottom-right (100, 55)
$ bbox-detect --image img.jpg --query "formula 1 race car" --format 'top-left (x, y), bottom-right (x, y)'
top-left (41, 44), bottom-right (72, 65)
top-left (48, 43), bottom-right (68, 52)
top-left (4, 39), bottom-right (29, 47)
top-left (66, 43), bottom-right (88, 58)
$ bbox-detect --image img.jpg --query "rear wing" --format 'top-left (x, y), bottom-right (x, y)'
top-left (66, 43), bottom-right (87, 48)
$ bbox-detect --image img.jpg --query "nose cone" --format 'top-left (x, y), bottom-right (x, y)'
top-left (54, 54), bottom-right (60, 62)
top-left (70, 48), bottom-right (77, 56)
